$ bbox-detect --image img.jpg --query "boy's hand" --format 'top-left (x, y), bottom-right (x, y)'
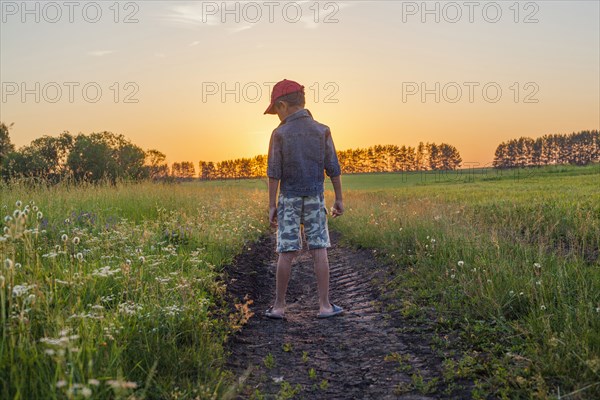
top-left (269, 206), bottom-right (278, 227)
top-left (331, 200), bottom-right (344, 218)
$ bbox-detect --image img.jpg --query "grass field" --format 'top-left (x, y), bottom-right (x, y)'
top-left (1, 164), bottom-right (599, 399)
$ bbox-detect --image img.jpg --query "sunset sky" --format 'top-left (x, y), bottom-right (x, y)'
top-left (1, 0), bottom-right (598, 167)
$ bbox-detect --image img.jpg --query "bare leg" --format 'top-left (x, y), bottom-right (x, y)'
top-left (311, 248), bottom-right (334, 314)
top-left (272, 251), bottom-right (298, 315)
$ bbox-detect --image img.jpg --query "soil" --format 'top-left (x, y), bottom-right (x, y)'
top-left (224, 231), bottom-right (473, 399)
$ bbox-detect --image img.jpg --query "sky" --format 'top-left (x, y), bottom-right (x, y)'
top-left (1, 0), bottom-right (599, 167)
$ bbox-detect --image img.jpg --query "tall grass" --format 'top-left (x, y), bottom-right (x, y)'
top-left (0, 181), bottom-right (268, 399)
top-left (329, 165), bottom-right (600, 398)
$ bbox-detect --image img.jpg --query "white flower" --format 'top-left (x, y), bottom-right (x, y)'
top-left (138, 256), bottom-right (145, 263)
top-left (32, 206), bottom-right (39, 212)
top-left (16, 200), bottom-right (22, 208)
top-left (56, 380), bottom-right (67, 388)
top-left (540, 305), bottom-right (546, 311)
top-left (509, 290), bottom-right (514, 296)
top-left (13, 210), bottom-right (21, 219)
top-left (88, 379), bottom-right (100, 386)
top-left (534, 263), bottom-right (541, 269)
top-left (76, 253), bottom-right (84, 261)
top-left (4, 216), bottom-right (12, 222)
top-left (4, 258), bottom-right (13, 269)
top-left (536, 280), bottom-right (542, 286)
top-left (3, 226), bottom-right (8, 234)
top-left (37, 211), bottom-right (43, 220)
top-left (72, 237), bottom-right (80, 245)
top-left (450, 274), bottom-right (456, 279)
top-left (457, 260), bottom-right (464, 267)
top-left (61, 234), bottom-right (68, 242)
top-left (125, 259), bottom-right (132, 266)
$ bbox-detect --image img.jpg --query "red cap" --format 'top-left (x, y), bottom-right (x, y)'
top-left (264, 79), bottom-right (305, 115)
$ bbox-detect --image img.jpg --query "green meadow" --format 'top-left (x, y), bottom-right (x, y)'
top-left (1, 164), bottom-right (599, 399)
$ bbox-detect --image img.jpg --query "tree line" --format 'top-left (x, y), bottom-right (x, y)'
top-left (3, 121), bottom-right (597, 183)
top-left (492, 130), bottom-right (599, 168)
top-left (0, 123), bottom-right (169, 183)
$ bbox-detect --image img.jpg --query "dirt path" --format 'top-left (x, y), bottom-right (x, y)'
top-left (225, 232), bottom-right (472, 399)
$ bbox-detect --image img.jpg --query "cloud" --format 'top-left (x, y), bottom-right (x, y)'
top-left (189, 41), bottom-right (201, 47)
top-left (87, 50), bottom-right (114, 57)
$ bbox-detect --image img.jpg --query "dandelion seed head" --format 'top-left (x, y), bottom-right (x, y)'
top-left (72, 237), bottom-right (80, 245)
top-left (16, 200), bottom-right (22, 208)
top-left (76, 253), bottom-right (84, 261)
top-left (4, 258), bottom-right (13, 269)
top-left (13, 210), bottom-right (21, 219)
top-left (457, 260), bottom-right (464, 267)
top-left (61, 234), bottom-right (68, 242)
top-left (33, 205), bottom-right (38, 212)
top-left (37, 211), bottom-right (43, 219)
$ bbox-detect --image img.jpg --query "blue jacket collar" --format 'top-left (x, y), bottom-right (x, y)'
top-left (282, 108), bottom-right (312, 125)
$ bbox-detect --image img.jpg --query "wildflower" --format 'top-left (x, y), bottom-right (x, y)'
top-left (431, 238), bottom-right (436, 244)
top-left (138, 256), bottom-right (145, 263)
top-left (3, 226), bottom-right (8, 234)
top-left (76, 253), bottom-right (84, 261)
top-left (596, 307), bottom-right (599, 313)
top-left (450, 274), bottom-right (456, 279)
top-left (80, 387), bottom-right (92, 398)
top-left (16, 200), bottom-right (22, 208)
top-left (32, 206), bottom-right (38, 212)
top-left (540, 305), bottom-right (546, 311)
top-left (4, 216), bottom-right (12, 222)
top-left (472, 268), bottom-right (477, 272)
top-left (56, 380), bottom-right (67, 388)
top-left (536, 280), bottom-right (542, 286)
top-left (487, 279), bottom-right (492, 283)
top-left (125, 259), bottom-right (132, 266)
top-left (72, 237), bottom-right (80, 245)
top-left (4, 258), bottom-right (13, 269)
top-left (107, 380), bottom-right (138, 390)
top-left (509, 290), bottom-right (515, 296)
top-left (61, 234), bottom-right (68, 242)
top-left (519, 292), bottom-right (524, 296)
top-left (88, 379), bottom-right (100, 386)
top-left (457, 260), bottom-right (464, 267)
top-left (65, 218), bottom-right (70, 224)
top-left (534, 262), bottom-right (541, 269)
top-left (37, 211), bottom-right (43, 220)
top-left (13, 210), bottom-right (21, 219)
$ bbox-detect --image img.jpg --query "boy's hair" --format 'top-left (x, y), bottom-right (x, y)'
top-left (275, 90), bottom-right (305, 108)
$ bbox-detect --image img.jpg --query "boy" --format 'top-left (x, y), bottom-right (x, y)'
top-left (264, 79), bottom-right (344, 319)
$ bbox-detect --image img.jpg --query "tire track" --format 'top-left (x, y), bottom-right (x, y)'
top-left (225, 232), bottom-right (472, 399)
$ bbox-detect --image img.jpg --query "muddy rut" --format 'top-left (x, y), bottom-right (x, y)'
top-left (225, 232), bottom-right (472, 399)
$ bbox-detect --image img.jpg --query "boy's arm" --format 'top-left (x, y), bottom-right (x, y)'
top-left (268, 177), bottom-right (279, 226)
top-left (330, 175), bottom-right (344, 218)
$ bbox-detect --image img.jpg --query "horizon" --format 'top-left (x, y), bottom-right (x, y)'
top-left (1, 1), bottom-right (599, 166)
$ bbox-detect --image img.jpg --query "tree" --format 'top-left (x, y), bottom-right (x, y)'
top-left (0, 122), bottom-right (15, 171)
top-left (146, 149), bottom-right (169, 179)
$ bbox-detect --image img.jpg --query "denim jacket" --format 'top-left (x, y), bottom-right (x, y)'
top-left (267, 109), bottom-right (341, 197)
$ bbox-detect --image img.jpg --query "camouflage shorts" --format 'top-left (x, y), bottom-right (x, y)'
top-left (276, 193), bottom-right (331, 253)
